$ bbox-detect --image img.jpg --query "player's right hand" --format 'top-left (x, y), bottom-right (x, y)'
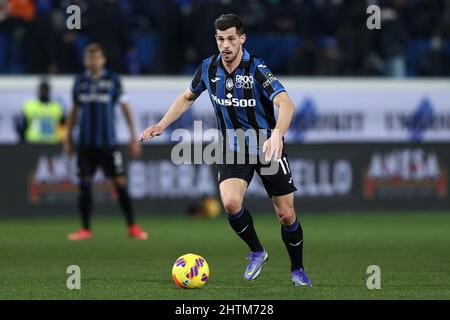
top-left (138, 125), bottom-right (164, 142)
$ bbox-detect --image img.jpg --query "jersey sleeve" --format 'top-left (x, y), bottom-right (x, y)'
top-left (253, 61), bottom-right (286, 101)
top-left (113, 75), bottom-right (127, 105)
top-left (190, 63), bottom-right (206, 95)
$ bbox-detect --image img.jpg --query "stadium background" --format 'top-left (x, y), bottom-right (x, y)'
top-left (0, 0), bottom-right (449, 300)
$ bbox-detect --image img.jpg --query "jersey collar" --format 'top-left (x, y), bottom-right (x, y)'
top-left (214, 48), bottom-right (251, 69)
top-left (84, 68), bottom-right (107, 79)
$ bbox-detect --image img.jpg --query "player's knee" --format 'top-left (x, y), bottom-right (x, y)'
top-left (275, 206), bottom-right (296, 226)
top-left (113, 176), bottom-right (127, 188)
top-left (221, 195), bottom-right (243, 214)
top-left (79, 179), bottom-right (92, 192)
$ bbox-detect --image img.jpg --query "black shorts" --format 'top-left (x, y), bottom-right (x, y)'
top-left (77, 147), bottom-right (125, 178)
top-left (217, 153), bottom-right (297, 198)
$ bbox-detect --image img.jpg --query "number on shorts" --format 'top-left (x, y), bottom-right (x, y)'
top-left (113, 151), bottom-right (123, 168)
top-left (277, 157), bottom-right (290, 175)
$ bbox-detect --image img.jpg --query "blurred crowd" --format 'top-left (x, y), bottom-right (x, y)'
top-left (0, 0), bottom-right (449, 76)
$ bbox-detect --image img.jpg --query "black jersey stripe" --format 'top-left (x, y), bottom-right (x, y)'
top-left (242, 55), bottom-right (262, 151)
top-left (260, 95), bottom-right (277, 128)
top-left (88, 77), bottom-right (97, 147)
top-left (207, 55), bottom-right (227, 151)
top-left (223, 78), bottom-right (243, 131)
top-left (254, 68), bottom-right (276, 98)
top-left (191, 64), bottom-right (203, 92)
top-left (104, 80), bottom-right (116, 147)
top-left (223, 73), bottom-right (248, 154)
top-left (243, 55), bottom-right (260, 129)
top-left (254, 68), bottom-right (277, 128)
top-left (75, 71), bottom-right (121, 148)
top-left (90, 103), bottom-right (96, 147)
top-left (103, 102), bottom-right (110, 147)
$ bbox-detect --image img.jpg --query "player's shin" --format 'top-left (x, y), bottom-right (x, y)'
top-left (281, 218), bottom-right (304, 271)
top-left (79, 180), bottom-right (93, 230)
top-left (115, 185), bottom-right (135, 227)
top-left (227, 208), bottom-right (264, 252)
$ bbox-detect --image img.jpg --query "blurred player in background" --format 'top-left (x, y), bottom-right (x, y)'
top-left (16, 80), bottom-right (65, 144)
top-left (140, 14), bottom-right (311, 286)
top-left (64, 43), bottom-right (148, 241)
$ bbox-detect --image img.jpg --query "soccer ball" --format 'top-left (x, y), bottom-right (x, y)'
top-left (172, 253), bottom-right (209, 289)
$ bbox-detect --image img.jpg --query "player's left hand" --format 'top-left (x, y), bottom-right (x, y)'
top-left (139, 125), bottom-right (164, 142)
top-left (262, 129), bottom-right (283, 162)
top-left (129, 140), bottom-right (142, 158)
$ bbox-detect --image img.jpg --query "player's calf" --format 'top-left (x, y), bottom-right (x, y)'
top-left (78, 179), bottom-right (93, 230)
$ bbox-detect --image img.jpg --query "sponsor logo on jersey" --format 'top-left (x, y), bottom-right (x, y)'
top-left (235, 75), bottom-right (254, 89)
top-left (263, 75), bottom-right (277, 88)
top-left (212, 94), bottom-right (256, 108)
top-left (78, 93), bottom-right (111, 103)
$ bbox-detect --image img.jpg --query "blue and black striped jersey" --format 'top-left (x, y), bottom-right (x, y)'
top-left (72, 69), bottom-right (123, 148)
top-left (190, 49), bottom-right (285, 154)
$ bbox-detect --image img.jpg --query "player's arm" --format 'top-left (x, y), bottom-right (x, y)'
top-left (263, 92), bottom-right (295, 161)
top-left (63, 104), bottom-right (77, 155)
top-left (120, 101), bottom-right (142, 158)
top-left (138, 88), bottom-right (199, 142)
top-left (65, 75), bottom-right (81, 155)
top-left (254, 62), bottom-right (294, 161)
top-left (273, 91), bottom-right (295, 135)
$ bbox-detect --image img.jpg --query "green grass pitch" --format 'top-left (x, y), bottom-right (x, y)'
top-left (0, 212), bottom-right (449, 299)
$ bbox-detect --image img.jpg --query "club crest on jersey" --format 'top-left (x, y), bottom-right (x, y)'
top-left (226, 78), bottom-right (234, 90)
top-left (235, 75), bottom-right (254, 89)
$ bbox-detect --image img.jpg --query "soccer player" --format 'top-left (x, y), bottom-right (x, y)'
top-left (64, 43), bottom-right (148, 241)
top-left (139, 14), bottom-right (311, 286)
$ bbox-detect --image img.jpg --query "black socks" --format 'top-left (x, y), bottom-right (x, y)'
top-left (79, 181), bottom-right (93, 230)
top-left (227, 208), bottom-right (263, 253)
top-left (115, 185), bottom-right (135, 227)
top-left (281, 218), bottom-right (304, 271)
top-left (228, 206), bottom-right (305, 272)
top-left (78, 181), bottom-right (135, 229)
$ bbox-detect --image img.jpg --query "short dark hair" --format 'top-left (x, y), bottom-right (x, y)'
top-left (84, 42), bottom-right (104, 56)
top-left (214, 14), bottom-right (244, 35)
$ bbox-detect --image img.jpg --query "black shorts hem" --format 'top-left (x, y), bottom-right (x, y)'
top-left (266, 186), bottom-right (298, 198)
top-left (76, 147), bottom-right (125, 178)
top-left (218, 176), bottom-right (253, 186)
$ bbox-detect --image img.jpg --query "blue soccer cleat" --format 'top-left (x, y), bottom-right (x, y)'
top-left (244, 249), bottom-right (269, 281)
top-left (291, 268), bottom-right (312, 287)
